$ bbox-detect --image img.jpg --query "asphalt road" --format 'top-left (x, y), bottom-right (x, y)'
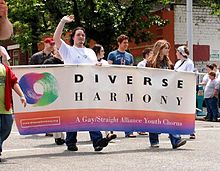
top-left (1, 120), bottom-right (220, 171)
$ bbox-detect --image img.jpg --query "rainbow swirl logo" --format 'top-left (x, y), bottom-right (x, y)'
top-left (19, 72), bottom-right (59, 107)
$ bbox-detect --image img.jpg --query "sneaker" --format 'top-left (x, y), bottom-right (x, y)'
top-left (150, 143), bottom-right (159, 148)
top-left (55, 138), bottom-right (65, 145)
top-left (106, 133), bottom-right (117, 142)
top-left (67, 144), bottom-right (78, 151)
top-left (94, 138), bottom-right (109, 151)
top-left (189, 134), bottom-right (196, 139)
top-left (138, 132), bottom-right (148, 135)
top-left (173, 139), bottom-right (187, 149)
top-left (94, 146), bottom-right (103, 151)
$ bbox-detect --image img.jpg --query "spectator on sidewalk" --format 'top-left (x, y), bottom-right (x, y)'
top-left (203, 71), bottom-right (219, 122)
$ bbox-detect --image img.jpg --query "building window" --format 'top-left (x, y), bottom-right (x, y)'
top-left (12, 50), bottom-right (19, 65)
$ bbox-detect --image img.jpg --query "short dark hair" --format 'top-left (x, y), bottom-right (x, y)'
top-left (92, 44), bottom-right (103, 56)
top-left (70, 27), bottom-right (85, 46)
top-left (117, 34), bottom-right (128, 44)
top-left (208, 71), bottom-right (216, 77)
top-left (142, 48), bottom-right (152, 59)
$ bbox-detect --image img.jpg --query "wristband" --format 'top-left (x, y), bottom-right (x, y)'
top-left (20, 96), bottom-right (25, 100)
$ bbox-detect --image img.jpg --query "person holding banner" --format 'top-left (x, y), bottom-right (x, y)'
top-left (53, 15), bottom-right (114, 151)
top-left (0, 0), bottom-right (13, 40)
top-left (146, 40), bottom-right (187, 149)
top-left (107, 34), bottom-right (136, 138)
top-left (174, 45), bottom-right (194, 72)
top-left (30, 38), bottom-right (55, 65)
top-left (174, 45), bottom-right (196, 139)
top-left (137, 47), bottom-right (152, 68)
top-left (0, 64), bottom-right (26, 162)
top-left (92, 44), bottom-right (109, 66)
top-left (43, 47), bottom-right (65, 145)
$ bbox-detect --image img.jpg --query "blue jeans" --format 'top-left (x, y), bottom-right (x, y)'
top-left (149, 133), bottom-right (181, 147)
top-left (66, 131), bottom-right (103, 148)
top-left (0, 114), bottom-right (13, 154)
top-left (205, 97), bottom-right (219, 121)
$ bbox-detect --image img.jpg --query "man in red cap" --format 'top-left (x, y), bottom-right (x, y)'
top-left (30, 37), bottom-right (55, 65)
top-left (0, 0), bottom-right (13, 40)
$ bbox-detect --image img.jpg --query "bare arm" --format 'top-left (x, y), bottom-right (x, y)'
top-left (13, 83), bottom-right (27, 107)
top-left (0, 1), bottom-right (13, 40)
top-left (53, 15), bottom-right (74, 49)
top-left (2, 57), bottom-right (10, 65)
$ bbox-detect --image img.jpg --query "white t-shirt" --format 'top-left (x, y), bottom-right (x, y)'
top-left (100, 59), bottom-right (109, 65)
top-left (59, 40), bottom-right (97, 65)
top-left (0, 46), bottom-right (10, 62)
top-left (137, 59), bottom-right (147, 68)
top-left (174, 58), bottom-right (194, 72)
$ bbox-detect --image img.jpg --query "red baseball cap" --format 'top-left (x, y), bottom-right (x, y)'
top-left (44, 38), bottom-right (55, 45)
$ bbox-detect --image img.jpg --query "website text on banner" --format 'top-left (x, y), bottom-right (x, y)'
top-left (12, 65), bottom-right (196, 135)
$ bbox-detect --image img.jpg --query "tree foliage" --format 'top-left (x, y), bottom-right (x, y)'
top-left (7, 0), bottom-right (171, 54)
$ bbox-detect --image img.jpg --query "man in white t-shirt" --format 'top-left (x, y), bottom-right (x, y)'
top-left (0, 46), bottom-right (10, 65)
top-left (54, 15), bottom-right (113, 152)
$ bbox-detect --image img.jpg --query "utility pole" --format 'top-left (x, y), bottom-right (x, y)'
top-left (187, 0), bottom-right (193, 60)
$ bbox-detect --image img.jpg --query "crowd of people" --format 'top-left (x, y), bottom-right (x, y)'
top-left (0, 1), bottom-right (215, 161)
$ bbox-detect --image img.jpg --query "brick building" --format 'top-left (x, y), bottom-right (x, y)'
top-left (130, 3), bottom-right (220, 71)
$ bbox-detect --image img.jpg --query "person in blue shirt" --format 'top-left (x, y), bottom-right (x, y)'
top-left (108, 34), bottom-right (134, 66)
top-left (107, 34), bottom-right (136, 138)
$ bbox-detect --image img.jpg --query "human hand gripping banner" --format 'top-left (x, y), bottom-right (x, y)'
top-left (12, 65), bottom-right (196, 135)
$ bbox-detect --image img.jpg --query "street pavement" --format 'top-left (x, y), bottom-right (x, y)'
top-left (1, 120), bottom-right (220, 171)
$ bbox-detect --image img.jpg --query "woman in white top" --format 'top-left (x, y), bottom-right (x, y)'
top-left (92, 44), bottom-right (109, 65)
top-left (137, 48), bottom-right (152, 67)
top-left (174, 45), bottom-right (194, 72)
top-left (175, 45), bottom-right (196, 139)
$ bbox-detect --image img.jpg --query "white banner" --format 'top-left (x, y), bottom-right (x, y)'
top-left (12, 65), bottom-right (196, 135)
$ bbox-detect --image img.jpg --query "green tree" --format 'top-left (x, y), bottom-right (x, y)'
top-left (8, 0), bottom-right (170, 54)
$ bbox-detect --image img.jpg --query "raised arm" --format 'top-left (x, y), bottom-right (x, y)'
top-left (0, 0), bottom-right (13, 40)
top-left (53, 15), bottom-right (75, 49)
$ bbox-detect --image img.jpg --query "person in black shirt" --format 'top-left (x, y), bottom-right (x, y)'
top-left (43, 47), bottom-right (65, 145)
top-left (43, 48), bottom-right (64, 64)
top-left (30, 38), bottom-right (55, 65)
